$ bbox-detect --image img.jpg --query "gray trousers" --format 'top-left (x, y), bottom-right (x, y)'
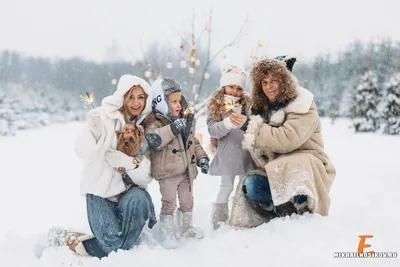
top-left (84, 187), bottom-right (157, 257)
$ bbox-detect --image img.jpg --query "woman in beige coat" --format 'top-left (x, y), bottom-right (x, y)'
top-left (228, 57), bottom-right (336, 228)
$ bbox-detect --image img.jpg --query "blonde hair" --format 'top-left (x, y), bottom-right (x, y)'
top-left (207, 87), bottom-right (250, 117)
top-left (119, 85), bottom-right (148, 122)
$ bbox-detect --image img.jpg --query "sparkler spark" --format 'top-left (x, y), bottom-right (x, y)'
top-left (80, 92), bottom-right (95, 109)
top-left (183, 106), bottom-right (191, 116)
top-left (224, 100), bottom-right (236, 112)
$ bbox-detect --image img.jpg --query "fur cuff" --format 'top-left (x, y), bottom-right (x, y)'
top-left (246, 115), bottom-right (263, 134)
top-left (270, 109), bottom-right (285, 125)
top-left (242, 115), bottom-right (263, 151)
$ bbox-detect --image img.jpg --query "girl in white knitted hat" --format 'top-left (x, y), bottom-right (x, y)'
top-left (206, 66), bottom-right (255, 230)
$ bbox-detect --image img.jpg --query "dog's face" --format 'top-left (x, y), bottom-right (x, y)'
top-left (116, 123), bottom-right (144, 157)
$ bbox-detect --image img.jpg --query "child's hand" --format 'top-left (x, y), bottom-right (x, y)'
top-left (198, 158), bottom-right (209, 174)
top-left (230, 113), bottom-right (248, 128)
top-left (170, 118), bottom-right (187, 135)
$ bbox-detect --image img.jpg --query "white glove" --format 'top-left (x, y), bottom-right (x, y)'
top-left (223, 116), bottom-right (237, 130)
top-left (86, 109), bottom-right (102, 140)
top-left (105, 148), bottom-right (136, 170)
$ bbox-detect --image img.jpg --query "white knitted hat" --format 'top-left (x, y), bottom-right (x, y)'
top-left (220, 66), bottom-right (248, 89)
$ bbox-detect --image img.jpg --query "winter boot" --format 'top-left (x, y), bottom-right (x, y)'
top-left (292, 195), bottom-right (312, 214)
top-left (46, 226), bottom-right (93, 256)
top-left (275, 201), bottom-right (298, 217)
top-left (212, 203), bottom-right (229, 230)
top-left (159, 214), bottom-right (180, 249)
top-left (246, 199), bottom-right (277, 222)
top-left (177, 210), bottom-right (204, 239)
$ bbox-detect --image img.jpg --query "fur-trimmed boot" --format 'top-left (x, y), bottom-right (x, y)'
top-left (46, 226), bottom-right (93, 256)
top-left (159, 214), bottom-right (179, 249)
top-left (212, 203), bottom-right (229, 230)
top-left (177, 211), bottom-right (204, 239)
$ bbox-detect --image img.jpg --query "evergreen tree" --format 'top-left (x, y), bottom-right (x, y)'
top-left (351, 69), bottom-right (381, 132)
top-left (382, 72), bottom-right (400, 135)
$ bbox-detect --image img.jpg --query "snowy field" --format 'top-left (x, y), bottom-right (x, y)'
top-left (0, 117), bottom-right (399, 267)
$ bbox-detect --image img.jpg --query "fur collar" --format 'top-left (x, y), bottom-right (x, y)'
top-left (270, 87), bottom-right (313, 124)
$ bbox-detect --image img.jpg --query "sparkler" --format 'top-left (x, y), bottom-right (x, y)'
top-left (80, 92), bottom-right (95, 109)
top-left (224, 100), bottom-right (236, 113)
top-left (182, 105), bottom-right (192, 118)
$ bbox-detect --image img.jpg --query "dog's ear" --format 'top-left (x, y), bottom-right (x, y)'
top-left (135, 129), bottom-right (144, 143)
top-left (115, 130), bottom-right (123, 139)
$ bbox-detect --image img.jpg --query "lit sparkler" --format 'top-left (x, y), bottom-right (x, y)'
top-left (183, 106), bottom-right (192, 117)
top-left (80, 92), bottom-right (95, 109)
top-left (224, 100), bottom-right (236, 113)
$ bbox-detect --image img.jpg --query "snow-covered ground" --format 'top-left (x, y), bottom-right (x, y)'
top-left (0, 117), bottom-right (399, 267)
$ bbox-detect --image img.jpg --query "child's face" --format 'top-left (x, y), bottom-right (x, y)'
top-left (224, 85), bottom-right (244, 97)
top-left (167, 92), bottom-right (182, 117)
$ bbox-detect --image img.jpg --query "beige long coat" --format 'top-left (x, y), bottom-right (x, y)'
top-left (230, 87), bottom-right (336, 227)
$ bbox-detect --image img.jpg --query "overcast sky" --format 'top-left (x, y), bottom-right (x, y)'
top-left (1, 0), bottom-right (399, 65)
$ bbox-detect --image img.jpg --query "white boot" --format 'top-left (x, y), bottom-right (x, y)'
top-left (177, 211), bottom-right (204, 239)
top-left (159, 214), bottom-right (180, 249)
top-left (46, 226), bottom-right (93, 256)
top-left (212, 203), bottom-right (229, 230)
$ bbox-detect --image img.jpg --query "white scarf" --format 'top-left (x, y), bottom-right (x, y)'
top-left (224, 94), bottom-right (242, 114)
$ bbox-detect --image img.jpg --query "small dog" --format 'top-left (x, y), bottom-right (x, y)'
top-left (115, 123), bottom-right (144, 189)
top-left (116, 123), bottom-right (143, 158)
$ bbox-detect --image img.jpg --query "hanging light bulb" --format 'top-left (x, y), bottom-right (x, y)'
top-left (195, 59), bottom-right (201, 66)
top-left (144, 71), bottom-right (152, 78)
top-left (204, 72), bottom-right (210, 79)
top-left (190, 56), bottom-right (196, 62)
top-left (166, 62), bottom-right (173, 69)
top-left (111, 79), bottom-right (117, 85)
top-left (188, 67), bottom-right (195, 74)
top-left (180, 61), bottom-right (187, 68)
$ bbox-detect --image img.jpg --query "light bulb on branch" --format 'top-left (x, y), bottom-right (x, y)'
top-left (180, 61), bottom-right (187, 68)
top-left (188, 67), bottom-right (195, 74)
top-left (144, 70), bottom-right (152, 78)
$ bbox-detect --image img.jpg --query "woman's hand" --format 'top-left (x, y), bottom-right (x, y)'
top-left (230, 113), bottom-right (248, 128)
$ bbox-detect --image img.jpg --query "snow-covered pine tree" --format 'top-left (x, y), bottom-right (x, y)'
top-left (350, 68), bottom-right (381, 132)
top-left (382, 72), bottom-right (400, 135)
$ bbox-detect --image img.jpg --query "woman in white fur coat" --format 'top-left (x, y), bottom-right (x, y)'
top-left (48, 75), bottom-right (157, 258)
top-left (228, 57), bottom-right (336, 228)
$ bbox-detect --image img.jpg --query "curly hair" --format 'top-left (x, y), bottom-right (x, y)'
top-left (250, 59), bottom-right (298, 116)
top-left (207, 87), bottom-right (251, 117)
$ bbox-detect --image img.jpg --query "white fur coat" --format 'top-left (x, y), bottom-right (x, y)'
top-left (75, 75), bottom-right (154, 198)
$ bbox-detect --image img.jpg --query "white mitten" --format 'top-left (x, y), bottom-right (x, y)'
top-left (126, 156), bottom-right (152, 187)
top-left (223, 116), bottom-right (237, 130)
top-left (86, 109), bottom-right (102, 140)
top-left (105, 148), bottom-right (136, 169)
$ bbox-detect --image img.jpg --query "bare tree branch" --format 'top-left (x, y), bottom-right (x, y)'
top-left (196, 15), bottom-right (250, 101)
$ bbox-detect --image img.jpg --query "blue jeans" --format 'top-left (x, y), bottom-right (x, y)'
top-left (83, 187), bottom-right (157, 258)
top-left (242, 174), bottom-right (273, 205)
